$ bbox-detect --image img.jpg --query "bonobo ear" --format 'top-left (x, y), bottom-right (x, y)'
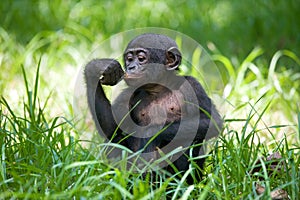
top-left (166, 47), bottom-right (182, 70)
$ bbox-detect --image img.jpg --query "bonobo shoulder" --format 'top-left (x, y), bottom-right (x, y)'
top-left (182, 75), bottom-right (212, 109)
top-left (183, 76), bottom-right (208, 94)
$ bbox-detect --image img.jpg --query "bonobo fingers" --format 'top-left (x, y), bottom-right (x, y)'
top-left (100, 60), bottom-right (124, 86)
top-left (85, 58), bottom-right (124, 86)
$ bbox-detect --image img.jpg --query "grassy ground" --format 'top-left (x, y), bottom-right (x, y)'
top-left (1, 73), bottom-right (299, 199)
top-left (0, 38), bottom-right (299, 199)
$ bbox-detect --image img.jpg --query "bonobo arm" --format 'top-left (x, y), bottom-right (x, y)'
top-left (183, 76), bottom-right (223, 140)
top-left (84, 59), bottom-right (124, 140)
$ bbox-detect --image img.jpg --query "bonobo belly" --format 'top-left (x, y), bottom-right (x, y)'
top-left (130, 90), bottom-right (184, 126)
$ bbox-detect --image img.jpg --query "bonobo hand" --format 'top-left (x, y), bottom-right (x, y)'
top-left (85, 58), bottom-right (124, 86)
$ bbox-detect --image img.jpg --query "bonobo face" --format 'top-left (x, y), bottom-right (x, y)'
top-left (123, 34), bottom-right (182, 87)
top-left (124, 48), bottom-right (149, 76)
top-left (123, 47), bottom-right (167, 87)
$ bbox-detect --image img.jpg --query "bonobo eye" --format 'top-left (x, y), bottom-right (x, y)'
top-left (126, 53), bottom-right (134, 62)
top-left (137, 51), bottom-right (147, 64)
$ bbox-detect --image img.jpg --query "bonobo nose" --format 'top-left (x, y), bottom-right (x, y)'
top-left (127, 64), bottom-right (138, 73)
top-left (128, 65), bottom-right (136, 70)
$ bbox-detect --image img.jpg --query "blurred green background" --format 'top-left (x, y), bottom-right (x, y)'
top-left (0, 0), bottom-right (299, 123)
top-left (1, 0), bottom-right (300, 58)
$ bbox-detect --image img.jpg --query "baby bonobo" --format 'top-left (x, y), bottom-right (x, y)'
top-left (84, 33), bottom-right (222, 183)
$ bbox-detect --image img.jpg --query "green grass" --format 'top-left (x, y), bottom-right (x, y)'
top-left (0, 52), bottom-right (299, 199)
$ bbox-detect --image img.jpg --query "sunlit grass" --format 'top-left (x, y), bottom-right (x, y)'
top-left (0, 65), bottom-right (299, 198)
top-left (213, 47), bottom-right (300, 146)
top-left (0, 39), bottom-right (299, 199)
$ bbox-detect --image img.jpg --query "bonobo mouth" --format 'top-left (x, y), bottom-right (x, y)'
top-left (124, 73), bottom-right (144, 80)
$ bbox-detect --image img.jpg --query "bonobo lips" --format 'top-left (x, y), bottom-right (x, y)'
top-left (124, 73), bottom-right (144, 79)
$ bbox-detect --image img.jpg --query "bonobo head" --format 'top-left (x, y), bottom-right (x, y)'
top-left (123, 33), bottom-right (182, 86)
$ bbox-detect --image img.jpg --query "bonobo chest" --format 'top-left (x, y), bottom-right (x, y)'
top-left (130, 87), bottom-right (184, 126)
